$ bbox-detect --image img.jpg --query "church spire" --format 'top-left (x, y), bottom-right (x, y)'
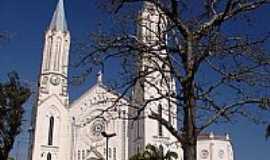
top-left (49, 0), bottom-right (68, 32)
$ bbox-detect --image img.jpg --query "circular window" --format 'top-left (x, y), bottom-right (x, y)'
top-left (219, 150), bottom-right (225, 159)
top-left (90, 119), bottom-right (105, 138)
top-left (200, 149), bottom-right (209, 159)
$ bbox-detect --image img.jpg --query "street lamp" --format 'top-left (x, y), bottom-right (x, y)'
top-left (101, 131), bottom-right (116, 160)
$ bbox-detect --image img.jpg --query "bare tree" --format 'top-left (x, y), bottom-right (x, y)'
top-left (76, 1), bottom-right (270, 160)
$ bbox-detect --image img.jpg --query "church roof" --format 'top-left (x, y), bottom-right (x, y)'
top-left (70, 82), bottom-right (130, 108)
top-left (49, 0), bottom-right (68, 31)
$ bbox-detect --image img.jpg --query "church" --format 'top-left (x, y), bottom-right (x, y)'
top-left (28, 0), bottom-right (234, 160)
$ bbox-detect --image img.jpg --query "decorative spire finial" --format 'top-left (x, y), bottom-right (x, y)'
top-left (225, 133), bottom-right (230, 140)
top-left (209, 131), bottom-right (214, 139)
top-left (97, 71), bottom-right (103, 84)
top-left (49, 0), bottom-right (68, 31)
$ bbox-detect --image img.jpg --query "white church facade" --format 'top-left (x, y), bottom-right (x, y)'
top-left (28, 0), bottom-right (234, 160)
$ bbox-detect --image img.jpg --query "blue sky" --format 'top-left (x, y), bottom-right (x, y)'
top-left (0, 0), bottom-right (269, 160)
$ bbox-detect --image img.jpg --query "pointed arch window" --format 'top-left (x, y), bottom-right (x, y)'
top-left (168, 104), bottom-right (172, 124)
top-left (159, 145), bottom-right (164, 158)
top-left (78, 150), bottom-right (81, 160)
top-left (158, 104), bottom-right (163, 136)
top-left (113, 147), bottom-right (116, 160)
top-left (54, 37), bottom-right (62, 71)
top-left (45, 37), bottom-right (53, 70)
top-left (62, 40), bottom-right (67, 74)
top-left (109, 148), bottom-right (112, 158)
top-left (47, 152), bottom-right (52, 160)
top-left (82, 150), bottom-right (85, 160)
top-left (48, 116), bottom-right (54, 145)
top-left (136, 111), bottom-right (140, 138)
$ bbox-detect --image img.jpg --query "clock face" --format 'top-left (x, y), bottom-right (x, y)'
top-left (50, 75), bottom-right (60, 86)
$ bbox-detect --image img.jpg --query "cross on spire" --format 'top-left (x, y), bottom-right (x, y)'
top-left (49, 0), bottom-right (68, 32)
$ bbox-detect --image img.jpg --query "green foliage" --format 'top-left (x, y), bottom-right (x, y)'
top-left (0, 72), bottom-right (31, 160)
top-left (129, 144), bottom-right (178, 160)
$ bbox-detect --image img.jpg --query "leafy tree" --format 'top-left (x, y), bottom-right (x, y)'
top-left (77, 1), bottom-right (270, 160)
top-left (0, 72), bottom-right (31, 160)
top-left (129, 144), bottom-right (178, 160)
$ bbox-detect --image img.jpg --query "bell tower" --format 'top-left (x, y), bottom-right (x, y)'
top-left (39, 0), bottom-right (70, 106)
top-left (129, 2), bottom-right (178, 158)
top-left (29, 0), bottom-right (72, 160)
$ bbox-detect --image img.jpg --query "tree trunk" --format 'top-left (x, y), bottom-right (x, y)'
top-left (182, 79), bottom-right (197, 160)
top-left (1, 140), bottom-right (13, 160)
top-left (182, 84), bottom-right (198, 160)
top-left (0, 150), bottom-right (9, 160)
top-left (183, 141), bottom-right (197, 160)
top-left (181, 34), bottom-right (197, 160)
